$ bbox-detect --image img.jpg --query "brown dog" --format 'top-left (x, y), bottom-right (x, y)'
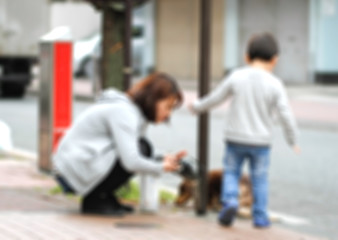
top-left (175, 169), bottom-right (252, 211)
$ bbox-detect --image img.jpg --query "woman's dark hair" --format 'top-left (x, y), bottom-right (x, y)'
top-left (247, 33), bottom-right (279, 62)
top-left (127, 72), bottom-right (183, 122)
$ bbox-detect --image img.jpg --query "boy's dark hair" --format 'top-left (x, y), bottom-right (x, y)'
top-left (127, 72), bottom-right (183, 122)
top-left (247, 33), bottom-right (279, 62)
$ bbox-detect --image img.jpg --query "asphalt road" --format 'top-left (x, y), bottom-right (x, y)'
top-left (0, 95), bottom-right (337, 240)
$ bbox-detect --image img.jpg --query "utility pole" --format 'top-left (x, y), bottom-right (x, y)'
top-left (196, 0), bottom-right (211, 216)
top-left (101, 1), bottom-right (125, 90)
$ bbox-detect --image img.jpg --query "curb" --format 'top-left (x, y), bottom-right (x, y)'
top-left (27, 88), bottom-right (95, 102)
top-left (5, 148), bottom-right (37, 162)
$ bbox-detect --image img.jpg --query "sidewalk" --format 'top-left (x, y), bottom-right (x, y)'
top-left (28, 78), bottom-right (338, 131)
top-left (0, 155), bottom-right (326, 240)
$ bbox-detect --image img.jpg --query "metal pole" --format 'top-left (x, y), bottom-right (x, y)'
top-left (196, 0), bottom-right (211, 216)
top-left (123, 0), bottom-right (132, 91)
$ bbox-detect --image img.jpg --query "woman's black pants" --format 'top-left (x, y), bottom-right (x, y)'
top-left (85, 137), bottom-right (153, 199)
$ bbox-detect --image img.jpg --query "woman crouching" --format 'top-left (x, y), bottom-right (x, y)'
top-left (52, 73), bottom-right (186, 215)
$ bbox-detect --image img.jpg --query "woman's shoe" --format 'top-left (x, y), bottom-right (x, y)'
top-left (109, 194), bottom-right (135, 213)
top-left (81, 196), bottom-right (125, 216)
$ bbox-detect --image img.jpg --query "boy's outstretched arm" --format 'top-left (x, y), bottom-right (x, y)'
top-left (191, 77), bottom-right (233, 114)
top-left (275, 85), bottom-right (300, 153)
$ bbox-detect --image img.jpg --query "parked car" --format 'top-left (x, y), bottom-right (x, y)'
top-left (73, 26), bottom-right (145, 79)
top-left (73, 33), bottom-right (100, 78)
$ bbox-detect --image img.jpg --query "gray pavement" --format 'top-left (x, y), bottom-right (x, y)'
top-left (0, 156), bottom-right (327, 240)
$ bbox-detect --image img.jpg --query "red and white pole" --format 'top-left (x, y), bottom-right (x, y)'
top-left (39, 28), bottom-right (72, 172)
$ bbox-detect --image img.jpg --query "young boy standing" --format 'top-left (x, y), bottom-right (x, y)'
top-left (190, 33), bottom-right (300, 228)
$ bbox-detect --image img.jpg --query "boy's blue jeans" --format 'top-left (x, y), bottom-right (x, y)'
top-left (222, 141), bottom-right (270, 221)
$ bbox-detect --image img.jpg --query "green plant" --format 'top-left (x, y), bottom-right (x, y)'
top-left (159, 189), bottom-right (176, 204)
top-left (49, 185), bottom-right (63, 195)
top-left (49, 185), bottom-right (80, 201)
top-left (115, 181), bottom-right (140, 202)
top-left (116, 181), bottom-right (176, 204)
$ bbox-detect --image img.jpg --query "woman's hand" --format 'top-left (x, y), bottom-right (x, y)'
top-left (163, 150), bottom-right (187, 172)
top-left (188, 103), bottom-right (197, 114)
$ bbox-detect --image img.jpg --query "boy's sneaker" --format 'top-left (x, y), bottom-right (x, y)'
top-left (253, 218), bottom-right (271, 228)
top-left (218, 203), bottom-right (238, 226)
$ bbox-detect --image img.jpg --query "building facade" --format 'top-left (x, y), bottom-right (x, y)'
top-left (53, 0), bottom-right (338, 84)
top-left (155, 0), bottom-right (225, 81)
top-left (156, 0), bottom-right (338, 83)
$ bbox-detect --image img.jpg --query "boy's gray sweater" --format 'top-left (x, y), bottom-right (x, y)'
top-left (193, 66), bottom-right (298, 146)
top-left (52, 89), bottom-right (163, 196)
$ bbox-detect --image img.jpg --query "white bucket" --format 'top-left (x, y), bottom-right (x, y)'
top-left (139, 174), bottom-right (160, 213)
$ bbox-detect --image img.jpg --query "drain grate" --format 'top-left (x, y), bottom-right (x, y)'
top-left (115, 222), bottom-right (160, 229)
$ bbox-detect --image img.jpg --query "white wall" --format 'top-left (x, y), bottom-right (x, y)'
top-left (225, 0), bottom-right (309, 83)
